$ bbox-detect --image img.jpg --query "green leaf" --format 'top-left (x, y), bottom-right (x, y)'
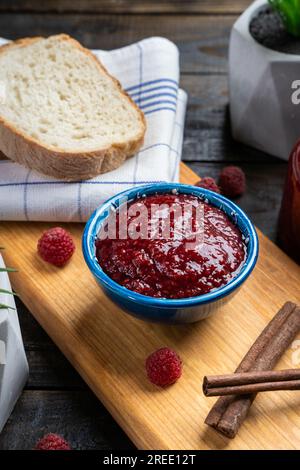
top-left (0, 288), bottom-right (18, 297)
top-left (0, 303), bottom-right (15, 310)
top-left (0, 267), bottom-right (17, 273)
top-left (269, 0), bottom-right (300, 37)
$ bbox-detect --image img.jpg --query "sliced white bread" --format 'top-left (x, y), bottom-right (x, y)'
top-left (0, 34), bottom-right (146, 180)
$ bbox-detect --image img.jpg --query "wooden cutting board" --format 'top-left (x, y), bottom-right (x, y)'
top-left (2, 162), bottom-right (300, 450)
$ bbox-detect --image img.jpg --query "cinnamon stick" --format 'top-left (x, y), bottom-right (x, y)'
top-left (205, 302), bottom-right (300, 438)
top-left (203, 369), bottom-right (300, 396)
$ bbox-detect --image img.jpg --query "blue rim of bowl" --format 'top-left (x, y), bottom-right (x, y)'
top-left (82, 183), bottom-right (259, 308)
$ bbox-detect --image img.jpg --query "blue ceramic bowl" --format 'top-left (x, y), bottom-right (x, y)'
top-left (82, 183), bottom-right (259, 323)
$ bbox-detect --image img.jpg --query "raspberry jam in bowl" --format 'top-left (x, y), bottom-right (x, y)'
top-left (82, 183), bottom-right (258, 323)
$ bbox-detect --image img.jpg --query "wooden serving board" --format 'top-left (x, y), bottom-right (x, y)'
top-left (2, 162), bottom-right (300, 450)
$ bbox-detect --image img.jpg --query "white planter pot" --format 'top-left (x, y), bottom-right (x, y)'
top-left (229, 0), bottom-right (300, 161)
top-left (0, 254), bottom-right (28, 433)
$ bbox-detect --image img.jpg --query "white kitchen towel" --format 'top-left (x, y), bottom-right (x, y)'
top-left (0, 36), bottom-right (187, 222)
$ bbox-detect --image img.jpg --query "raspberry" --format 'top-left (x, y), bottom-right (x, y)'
top-left (37, 227), bottom-right (75, 266)
top-left (146, 347), bottom-right (182, 387)
top-left (195, 177), bottom-right (220, 194)
top-left (34, 433), bottom-right (71, 450)
top-left (219, 166), bottom-right (246, 198)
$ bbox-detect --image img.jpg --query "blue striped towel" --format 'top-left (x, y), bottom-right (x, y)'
top-left (0, 37), bottom-right (187, 222)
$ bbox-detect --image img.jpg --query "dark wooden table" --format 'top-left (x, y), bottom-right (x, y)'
top-left (0, 0), bottom-right (289, 450)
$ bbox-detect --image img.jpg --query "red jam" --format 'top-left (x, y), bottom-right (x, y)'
top-left (95, 193), bottom-right (246, 299)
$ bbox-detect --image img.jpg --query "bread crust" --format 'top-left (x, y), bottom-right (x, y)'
top-left (0, 34), bottom-right (146, 180)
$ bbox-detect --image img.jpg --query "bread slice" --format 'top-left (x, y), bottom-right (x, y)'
top-left (0, 34), bottom-right (146, 180)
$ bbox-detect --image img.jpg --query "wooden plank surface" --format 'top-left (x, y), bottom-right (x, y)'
top-left (0, 0), bottom-right (252, 14)
top-left (189, 162), bottom-right (286, 241)
top-left (0, 13), bottom-right (234, 74)
top-left (1, 162), bottom-right (300, 450)
top-left (0, 1), bottom-right (292, 450)
top-left (0, 391), bottom-right (134, 450)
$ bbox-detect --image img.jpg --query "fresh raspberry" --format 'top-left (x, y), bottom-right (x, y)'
top-left (34, 433), bottom-right (71, 450)
top-left (219, 166), bottom-right (246, 198)
top-left (195, 177), bottom-right (220, 194)
top-left (146, 347), bottom-right (182, 387)
top-left (37, 227), bottom-right (75, 266)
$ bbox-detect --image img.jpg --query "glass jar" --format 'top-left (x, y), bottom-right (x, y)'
top-left (278, 142), bottom-right (300, 264)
